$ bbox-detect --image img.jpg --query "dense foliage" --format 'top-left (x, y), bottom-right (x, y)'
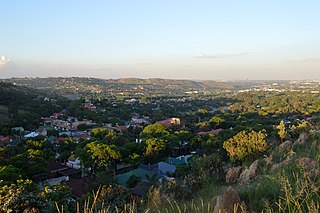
top-left (223, 130), bottom-right (268, 161)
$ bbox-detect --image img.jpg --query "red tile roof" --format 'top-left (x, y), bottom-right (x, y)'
top-left (196, 128), bottom-right (223, 135)
top-left (65, 177), bottom-right (98, 198)
top-left (46, 160), bottom-right (68, 172)
top-left (156, 118), bottom-right (180, 127)
top-left (0, 135), bottom-right (10, 143)
top-left (74, 133), bottom-right (90, 140)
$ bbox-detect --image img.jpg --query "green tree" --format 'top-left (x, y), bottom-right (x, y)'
top-left (91, 128), bottom-right (117, 143)
top-left (196, 121), bottom-right (211, 132)
top-left (223, 130), bottom-right (268, 161)
top-left (277, 120), bottom-right (287, 142)
top-left (86, 142), bottom-right (121, 173)
top-left (144, 138), bottom-right (168, 163)
top-left (140, 123), bottom-right (169, 139)
top-left (209, 116), bottom-right (225, 127)
top-left (40, 184), bottom-right (72, 209)
top-left (0, 179), bottom-right (46, 212)
top-left (0, 166), bottom-right (24, 186)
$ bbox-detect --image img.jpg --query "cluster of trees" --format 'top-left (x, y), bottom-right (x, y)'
top-left (229, 91), bottom-right (320, 115)
top-left (0, 82), bottom-right (68, 130)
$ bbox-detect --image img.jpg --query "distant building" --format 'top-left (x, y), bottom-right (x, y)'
top-left (131, 117), bottom-right (151, 125)
top-left (116, 168), bottom-right (159, 187)
top-left (168, 155), bottom-right (192, 165)
top-left (156, 118), bottom-right (181, 127)
top-left (11, 127), bottom-right (24, 134)
top-left (39, 161), bottom-right (81, 187)
top-left (125, 98), bottom-right (138, 104)
top-left (64, 177), bottom-right (98, 198)
top-left (72, 120), bottom-right (92, 130)
top-left (196, 128), bottom-right (223, 135)
top-left (66, 154), bottom-right (81, 169)
top-left (36, 127), bottom-right (48, 136)
top-left (24, 132), bottom-right (40, 138)
top-left (0, 135), bottom-right (10, 145)
top-left (140, 162), bottom-right (176, 176)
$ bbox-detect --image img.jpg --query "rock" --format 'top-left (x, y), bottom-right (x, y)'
top-left (277, 140), bottom-right (293, 153)
top-left (226, 166), bottom-right (242, 184)
top-left (238, 160), bottom-right (259, 185)
top-left (270, 160), bottom-right (289, 172)
top-left (293, 133), bottom-right (309, 146)
top-left (214, 186), bottom-right (247, 213)
top-left (295, 157), bottom-right (319, 170)
top-left (295, 157), bottom-right (320, 179)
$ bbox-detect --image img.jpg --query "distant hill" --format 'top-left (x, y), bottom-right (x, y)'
top-left (0, 81), bottom-right (65, 129)
top-left (2, 77), bottom-right (232, 96)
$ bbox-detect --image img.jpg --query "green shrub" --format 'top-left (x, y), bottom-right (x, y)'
top-left (223, 130), bottom-right (268, 161)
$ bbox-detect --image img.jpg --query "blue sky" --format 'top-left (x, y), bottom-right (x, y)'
top-left (1, 0), bottom-right (320, 80)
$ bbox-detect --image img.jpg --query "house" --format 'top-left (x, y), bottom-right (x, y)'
top-left (131, 117), bottom-right (151, 125)
top-left (72, 120), bottom-right (92, 130)
top-left (196, 128), bottom-right (223, 135)
top-left (55, 137), bottom-right (65, 145)
top-left (64, 177), bottom-right (98, 198)
top-left (74, 133), bottom-right (90, 140)
top-left (125, 98), bottom-right (138, 104)
top-left (11, 127), bottom-right (24, 134)
top-left (36, 127), bottom-right (48, 136)
top-left (152, 162), bottom-right (176, 175)
top-left (52, 112), bottom-right (62, 119)
top-left (41, 161), bottom-right (69, 186)
top-left (156, 118), bottom-right (181, 127)
top-left (39, 161), bottom-right (81, 186)
top-left (168, 155), bottom-right (192, 165)
top-left (52, 119), bottom-right (70, 130)
top-left (59, 130), bottom-right (87, 138)
top-left (114, 125), bottom-right (128, 133)
top-left (66, 154), bottom-right (81, 169)
top-left (84, 101), bottom-right (96, 111)
top-left (0, 135), bottom-right (10, 143)
top-left (24, 132), bottom-right (40, 138)
top-left (115, 163), bottom-right (132, 173)
top-left (116, 168), bottom-right (159, 187)
top-left (0, 135), bottom-right (10, 146)
top-left (140, 162), bottom-right (176, 176)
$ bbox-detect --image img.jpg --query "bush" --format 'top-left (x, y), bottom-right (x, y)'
top-left (223, 130), bottom-right (268, 161)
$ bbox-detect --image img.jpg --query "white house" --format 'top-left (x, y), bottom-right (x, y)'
top-left (66, 154), bottom-right (81, 169)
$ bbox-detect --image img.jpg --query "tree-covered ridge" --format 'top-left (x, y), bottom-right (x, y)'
top-left (0, 82), bottom-right (68, 129)
top-left (229, 91), bottom-right (320, 115)
top-left (2, 77), bottom-right (231, 97)
top-left (3, 77), bottom-right (231, 88)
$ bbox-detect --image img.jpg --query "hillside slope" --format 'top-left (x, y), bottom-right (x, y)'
top-left (2, 77), bottom-right (232, 96)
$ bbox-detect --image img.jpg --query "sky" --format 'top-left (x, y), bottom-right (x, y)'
top-left (1, 0), bottom-right (320, 80)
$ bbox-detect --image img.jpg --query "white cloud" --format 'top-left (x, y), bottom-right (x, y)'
top-left (0, 56), bottom-right (10, 67)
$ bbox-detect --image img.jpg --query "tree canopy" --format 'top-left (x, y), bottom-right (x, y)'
top-left (223, 130), bottom-right (268, 161)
